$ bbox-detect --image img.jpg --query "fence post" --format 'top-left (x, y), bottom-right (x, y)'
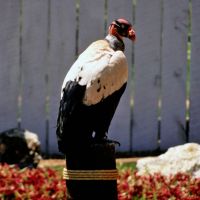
top-left (63, 143), bottom-right (118, 200)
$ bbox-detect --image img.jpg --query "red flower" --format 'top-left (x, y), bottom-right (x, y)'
top-left (117, 170), bottom-right (200, 199)
top-left (0, 164), bottom-right (66, 199)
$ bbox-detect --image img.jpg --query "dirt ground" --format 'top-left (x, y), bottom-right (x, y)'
top-left (38, 157), bottom-right (141, 168)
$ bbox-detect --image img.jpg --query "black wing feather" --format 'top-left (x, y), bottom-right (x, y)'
top-left (56, 81), bottom-right (86, 153)
top-left (92, 83), bottom-right (127, 138)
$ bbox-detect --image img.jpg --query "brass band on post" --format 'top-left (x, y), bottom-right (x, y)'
top-left (63, 168), bottom-right (119, 180)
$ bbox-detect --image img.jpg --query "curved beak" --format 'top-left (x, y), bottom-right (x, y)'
top-left (128, 27), bottom-right (136, 42)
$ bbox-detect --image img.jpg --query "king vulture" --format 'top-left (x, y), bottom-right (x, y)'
top-left (56, 18), bottom-right (136, 154)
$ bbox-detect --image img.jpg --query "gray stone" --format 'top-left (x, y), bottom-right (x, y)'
top-left (136, 143), bottom-right (200, 178)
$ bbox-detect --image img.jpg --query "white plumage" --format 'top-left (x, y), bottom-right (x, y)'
top-left (62, 39), bottom-right (128, 105)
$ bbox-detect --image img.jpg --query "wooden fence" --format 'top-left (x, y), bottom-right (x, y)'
top-left (0, 0), bottom-right (200, 155)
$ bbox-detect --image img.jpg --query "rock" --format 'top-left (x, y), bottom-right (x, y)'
top-left (0, 128), bottom-right (42, 168)
top-left (136, 143), bottom-right (200, 178)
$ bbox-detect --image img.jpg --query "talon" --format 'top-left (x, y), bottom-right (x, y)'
top-left (93, 137), bottom-right (120, 146)
top-left (108, 139), bottom-right (120, 146)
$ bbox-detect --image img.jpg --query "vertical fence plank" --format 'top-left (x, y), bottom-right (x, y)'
top-left (190, 0), bottom-right (200, 143)
top-left (78, 0), bottom-right (105, 53)
top-left (107, 0), bottom-right (133, 152)
top-left (0, 1), bottom-right (20, 132)
top-left (160, 0), bottom-right (188, 149)
top-left (48, 0), bottom-right (76, 154)
top-left (21, 0), bottom-right (48, 152)
top-left (132, 0), bottom-right (161, 151)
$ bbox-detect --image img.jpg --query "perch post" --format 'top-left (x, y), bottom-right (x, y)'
top-left (63, 143), bottom-right (118, 200)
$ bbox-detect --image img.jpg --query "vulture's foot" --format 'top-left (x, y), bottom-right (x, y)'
top-left (93, 137), bottom-right (120, 146)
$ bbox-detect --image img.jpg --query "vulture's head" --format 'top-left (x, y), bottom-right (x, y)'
top-left (109, 18), bottom-right (136, 42)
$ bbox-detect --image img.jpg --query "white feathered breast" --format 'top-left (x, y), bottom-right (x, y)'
top-left (61, 41), bottom-right (128, 105)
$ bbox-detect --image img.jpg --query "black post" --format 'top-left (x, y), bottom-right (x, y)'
top-left (64, 143), bottom-right (118, 200)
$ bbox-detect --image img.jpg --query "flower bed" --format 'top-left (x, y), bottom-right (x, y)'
top-left (1, 164), bottom-right (200, 200)
top-left (118, 169), bottom-right (200, 200)
top-left (0, 164), bottom-right (66, 200)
